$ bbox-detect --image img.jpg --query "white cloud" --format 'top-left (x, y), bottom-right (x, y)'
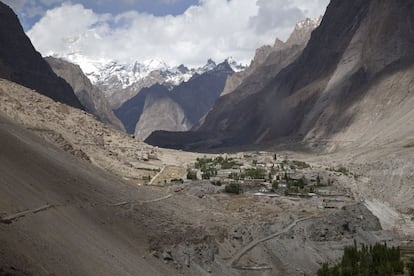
top-left (27, 0), bottom-right (329, 68)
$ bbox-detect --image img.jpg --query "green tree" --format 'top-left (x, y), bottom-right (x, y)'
top-left (407, 257), bottom-right (414, 276)
top-left (317, 263), bottom-right (330, 276)
top-left (317, 242), bottom-right (404, 276)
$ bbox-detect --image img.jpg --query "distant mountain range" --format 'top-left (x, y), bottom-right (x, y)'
top-left (52, 52), bottom-right (246, 109)
top-left (46, 40), bottom-right (243, 138)
top-left (115, 60), bottom-right (235, 139)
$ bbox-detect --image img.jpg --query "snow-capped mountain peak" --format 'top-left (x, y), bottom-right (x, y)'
top-left (285, 16), bottom-right (322, 47)
top-left (201, 59), bottom-right (217, 72)
top-left (52, 53), bottom-right (244, 97)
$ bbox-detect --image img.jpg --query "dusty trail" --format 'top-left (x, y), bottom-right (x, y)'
top-left (229, 216), bottom-right (315, 268)
top-left (111, 194), bottom-right (173, 206)
top-left (0, 204), bottom-right (54, 224)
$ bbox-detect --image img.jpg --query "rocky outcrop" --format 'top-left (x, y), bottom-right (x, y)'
top-left (146, 0), bottom-right (414, 151)
top-left (115, 84), bottom-right (167, 134)
top-left (0, 2), bottom-right (83, 109)
top-left (135, 89), bottom-right (191, 141)
top-left (45, 57), bottom-right (125, 131)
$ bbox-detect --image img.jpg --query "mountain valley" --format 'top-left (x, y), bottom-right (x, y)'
top-left (0, 0), bottom-right (413, 275)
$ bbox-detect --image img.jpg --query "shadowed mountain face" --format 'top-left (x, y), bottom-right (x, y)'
top-left (146, 0), bottom-right (414, 151)
top-left (0, 2), bottom-right (83, 110)
top-left (115, 61), bottom-right (234, 139)
top-left (115, 84), bottom-right (167, 134)
top-left (45, 57), bottom-right (125, 132)
top-left (134, 88), bottom-right (191, 141)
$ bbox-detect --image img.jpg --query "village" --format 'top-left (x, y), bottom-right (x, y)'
top-left (175, 152), bottom-right (355, 210)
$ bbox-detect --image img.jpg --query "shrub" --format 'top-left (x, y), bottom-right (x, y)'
top-left (336, 167), bottom-right (349, 175)
top-left (224, 183), bottom-right (242, 194)
top-left (293, 176), bottom-right (306, 189)
top-left (186, 170), bottom-right (197, 180)
top-left (211, 180), bottom-right (222, 186)
top-left (291, 160), bottom-right (311, 169)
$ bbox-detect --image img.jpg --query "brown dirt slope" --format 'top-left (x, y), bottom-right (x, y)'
top-left (0, 114), bottom-right (178, 275)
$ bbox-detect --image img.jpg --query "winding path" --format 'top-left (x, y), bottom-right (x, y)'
top-left (111, 194), bottom-right (173, 207)
top-left (0, 204), bottom-right (54, 224)
top-left (228, 216), bottom-right (315, 268)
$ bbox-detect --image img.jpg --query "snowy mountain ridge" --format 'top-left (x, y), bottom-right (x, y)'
top-left (52, 52), bottom-right (246, 97)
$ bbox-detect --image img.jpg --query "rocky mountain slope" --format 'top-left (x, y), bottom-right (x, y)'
top-left (114, 84), bottom-right (168, 135)
top-left (116, 60), bottom-right (234, 138)
top-left (0, 2), bottom-right (83, 109)
top-left (147, 0), bottom-right (414, 153)
top-left (134, 62), bottom-right (234, 140)
top-left (220, 17), bottom-right (321, 97)
top-left (107, 66), bottom-right (187, 110)
top-left (45, 57), bottom-right (125, 131)
top-left (135, 89), bottom-right (191, 141)
top-left (0, 79), bottom-right (199, 183)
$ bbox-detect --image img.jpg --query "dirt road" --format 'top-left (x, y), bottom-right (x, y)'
top-left (229, 216), bottom-right (314, 267)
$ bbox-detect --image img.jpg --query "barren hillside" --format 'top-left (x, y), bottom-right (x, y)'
top-left (0, 79), bottom-right (197, 184)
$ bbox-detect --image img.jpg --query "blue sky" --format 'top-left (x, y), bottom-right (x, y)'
top-left (3, 0), bottom-right (330, 68)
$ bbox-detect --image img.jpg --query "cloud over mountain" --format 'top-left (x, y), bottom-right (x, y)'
top-left (27, 0), bottom-right (329, 67)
